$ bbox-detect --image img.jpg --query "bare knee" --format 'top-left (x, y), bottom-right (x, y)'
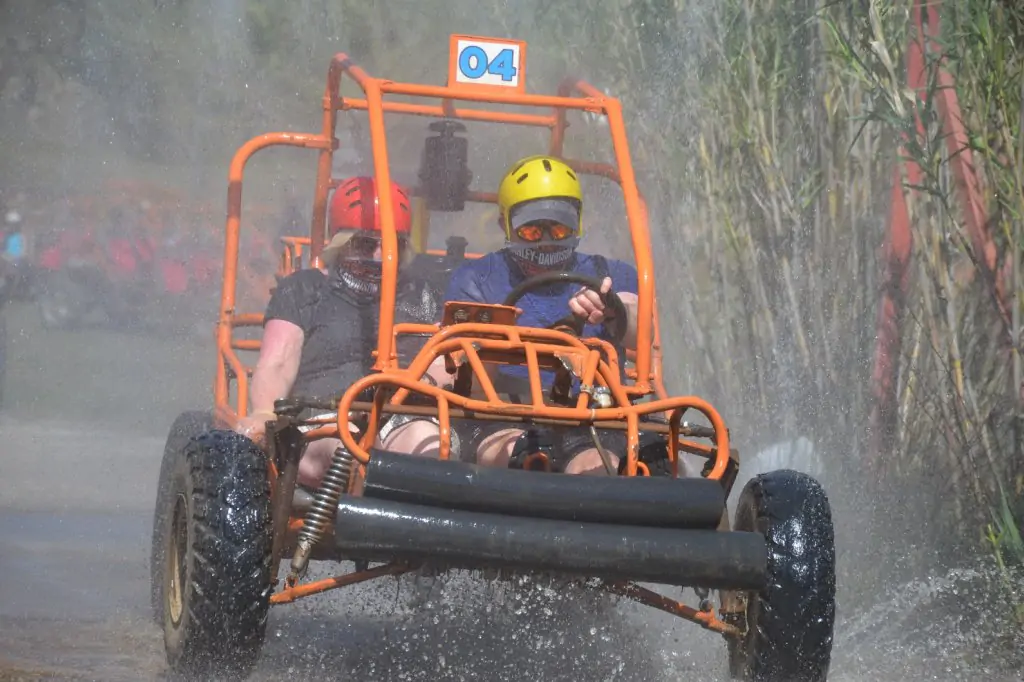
top-left (564, 448), bottom-right (620, 475)
top-left (380, 419), bottom-right (442, 457)
top-left (476, 429), bottom-right (522, 467)
top-left (298, 438), bottom-right (341, 488)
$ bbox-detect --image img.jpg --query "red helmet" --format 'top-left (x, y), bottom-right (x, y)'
top-left (327, 176), bottom-right (412, 236)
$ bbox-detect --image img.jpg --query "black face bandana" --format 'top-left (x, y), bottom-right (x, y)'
top-left (327, 232), bottom-right (415, 304)
top-left (330, 260), bottom-right (381, 305)
top-left (504, 237), bottom-right (580, 278)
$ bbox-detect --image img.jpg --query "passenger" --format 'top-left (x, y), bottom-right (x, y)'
top-left (1, 210), bottom-right (25, 263)
top-left (1, 210), bottom-right (28, 300)
top-left (417, 155), bottom-right (648, 475)
top-left (235, 176), bottom-right (446, 489)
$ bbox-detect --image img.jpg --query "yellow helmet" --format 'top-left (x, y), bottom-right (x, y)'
top-left (497, 155), bottom-right (583, 240)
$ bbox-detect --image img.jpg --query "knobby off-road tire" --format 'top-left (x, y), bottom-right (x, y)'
top-left (150, 410), bottom-right (214, 624)
top-left (728, 469), bottom-right (836, 682)
top-left (161, 430), bottom-right (273, 681)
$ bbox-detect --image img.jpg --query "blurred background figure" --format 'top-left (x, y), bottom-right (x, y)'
top-left (1, 205), bottom-right (38, 301)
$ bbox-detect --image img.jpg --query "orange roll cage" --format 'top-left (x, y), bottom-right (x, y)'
top-left (213, 45), bottom-right (727, 482)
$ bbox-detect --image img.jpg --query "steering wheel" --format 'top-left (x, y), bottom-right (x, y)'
top-left (502, 272), bottom-right (628, 343)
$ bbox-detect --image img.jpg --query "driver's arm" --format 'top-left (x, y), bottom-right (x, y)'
top-left (569, 261), bottom-right (644, 350)
top-left (615, 290), bottom-right (640, 350)
top-left (608, 260), bottom-right (643, 350)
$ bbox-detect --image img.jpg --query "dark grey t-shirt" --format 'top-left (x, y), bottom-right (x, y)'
top-left (264, 269), bottom-right (440, 400)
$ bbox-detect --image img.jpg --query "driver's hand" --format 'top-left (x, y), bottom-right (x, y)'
top-left (569, 276), bottom-right (615, 325)
top-left (236, 411), bottom-right (276, 446)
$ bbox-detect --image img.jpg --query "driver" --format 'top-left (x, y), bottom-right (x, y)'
top-left (235, 176), bottom-right (446, 489)
top-left (434, 155), bottom-right (643, 475)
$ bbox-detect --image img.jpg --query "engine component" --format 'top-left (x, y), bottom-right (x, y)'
top-left (418, 120), bottom-right (472, 211)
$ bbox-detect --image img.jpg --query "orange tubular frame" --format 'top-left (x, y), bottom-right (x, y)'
top-left (213, 45), bottom-right (741, 637)
top-left (214, 54), bottom-right (674, 420)
top-left (214, 52), bottom-right (727, 470)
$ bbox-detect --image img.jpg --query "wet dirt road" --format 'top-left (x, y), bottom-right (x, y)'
top-left (0, 446), bottom-right (699, 682)
top-left (0, 302), bottom-right (719, 681)
top-left (1, 301), bottom-right (1021, 681)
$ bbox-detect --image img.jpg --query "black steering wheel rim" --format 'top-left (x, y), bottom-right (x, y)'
top-left (501, 271), bottom-right (628, 344)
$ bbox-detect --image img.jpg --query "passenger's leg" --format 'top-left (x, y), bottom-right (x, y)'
top-left (561, 428), bottom-right (623, 476)
top-left (475, 426), bottom-right (622, 474)
top-left (298, 417), bottom-right (446, 488)
top-left (562, 431), bottom-right (701, 477)
top-left (563, 447), bottom-right (620, 475)
top-left (381, 417), bottom-right (445, 457)
top-left (295, 411), bottom-right (359, 489)
top-left (297, 438), bottom-right (342, 488)
top-left (474, 428), bottom-right (524, 467)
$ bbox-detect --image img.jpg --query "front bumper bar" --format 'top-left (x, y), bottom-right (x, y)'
top-left (333, 451), bottom-right (766, 590)
top-left (334, 497), bottom-right (766, 589)
top-left (361, 449), bottom-right (727, 529)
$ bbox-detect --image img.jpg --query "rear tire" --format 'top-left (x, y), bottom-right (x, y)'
top-left (161, 430), bottom-right (273, 681)
top-left (150, 410), bottom-right (214, 623)
top-left (727, 469), bottom-right (836, 681)
top-left (37, 271), bottom-right (85, 329)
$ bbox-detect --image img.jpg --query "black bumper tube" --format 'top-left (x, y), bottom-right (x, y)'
top-left (334, 496), bottom-right (767, 590)
top-left (362, 449), bottom-right (726, 529)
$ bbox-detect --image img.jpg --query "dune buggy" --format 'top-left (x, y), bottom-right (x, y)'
top-left (150, 35), bottom-right (836, 681)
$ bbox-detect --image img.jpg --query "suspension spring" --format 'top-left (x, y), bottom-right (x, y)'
top-left (289, 446), bottom-right (355, 580)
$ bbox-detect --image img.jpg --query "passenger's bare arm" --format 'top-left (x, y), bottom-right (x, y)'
top-left (249, 319), bottom-right (305, 414)
top-left (236, 319), bottom-right (305, 442)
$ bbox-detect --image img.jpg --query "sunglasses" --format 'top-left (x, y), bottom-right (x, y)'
top-left (514, 220), bottom-right (577, 243)
top-left (345, 234), bottom-right (410, 257)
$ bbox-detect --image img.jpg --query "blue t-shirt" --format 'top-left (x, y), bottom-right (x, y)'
top-left (443, 250), bottom-right (638, 390)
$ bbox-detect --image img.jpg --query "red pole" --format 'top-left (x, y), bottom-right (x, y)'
top-left (866, 0), bottom-right (928, 470)
top-left (923, 2), bottom-right (1005, 323)
top-left (868, 0), bottom-right (998, 470)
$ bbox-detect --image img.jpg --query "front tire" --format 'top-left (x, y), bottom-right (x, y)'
top-left (727, 469), bottom-right (836, 681)
top-left (150, 410), bottom-right (214, 623)
top-left (161, 430), bottom-right (273, 680)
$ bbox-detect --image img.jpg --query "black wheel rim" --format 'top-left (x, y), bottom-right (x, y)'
top-left (166, 493), bottom-right (188, 627)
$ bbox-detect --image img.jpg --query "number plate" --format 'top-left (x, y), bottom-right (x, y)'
top-left (448, 35), bottom-right (527, 93)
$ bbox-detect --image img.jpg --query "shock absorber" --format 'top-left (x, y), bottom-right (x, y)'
top-left (288, 445), bottom-right (355, 581)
